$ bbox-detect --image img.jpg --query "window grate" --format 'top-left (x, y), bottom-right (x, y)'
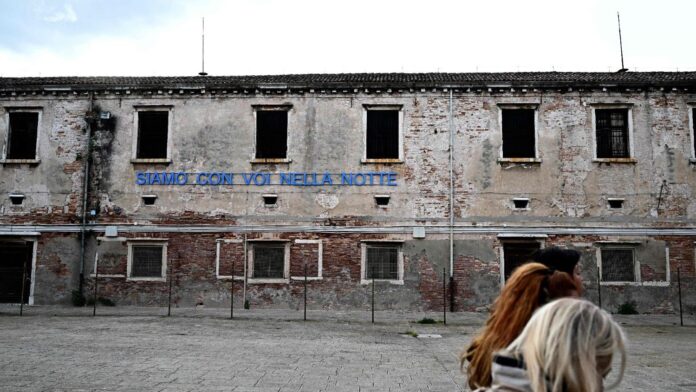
top-left (256, 111), bottom-right (288, 159)
top-left (366, 110), bottom-right (399, 159)
top-left (137, 111), bottom-right (168, 159)
top-left (503, 242), bottom-right (541, 280)
top-left (366, 246), bottom-right (398, 280)
top-left (131, 246), bottom-right (163, 278)
top-left (502, 109), bottom-right (535, 158)
top-left (7, 112), bottom-right (39, 159)
top-left (253, 244), bottom-right (285, 278)
top-left (601, 248), bottom-right (634, 281)
top-left (596, 109), bottom-right (629, 158)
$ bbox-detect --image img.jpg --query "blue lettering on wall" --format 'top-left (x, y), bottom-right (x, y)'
top-left (135, 171), bottom-right (399, 186)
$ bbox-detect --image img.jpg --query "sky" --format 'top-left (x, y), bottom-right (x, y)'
top-left (0, 0), bottom-right (694, 77)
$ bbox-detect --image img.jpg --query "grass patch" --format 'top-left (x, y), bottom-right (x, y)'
top-left (617, 301), bottom-right (639, 315)
top-left (417, 317), bottom-right (438, 324)
top-left (86, 297), bottom-right (116, 307)
top-left (402, 330), bottom-right (418, 337)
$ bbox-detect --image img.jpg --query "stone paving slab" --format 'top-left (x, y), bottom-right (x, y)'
top-left (0, 306), bottom-right (695, 391)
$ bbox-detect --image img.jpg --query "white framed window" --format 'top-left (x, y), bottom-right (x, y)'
top-left (215, 238), bottom-right (244, 280)
top-left (591, 105), bottom-right (635, 162)
top-left (360, 241), bottom-right (404, 284)
top-left (597, 246), bottom-right (639, 284)
top-left (131, 106), bottom-right (173, 164)
top-left (290, 239), bottom-right (323, 281)
top-left (252, 105), bottom-right (292, 163)
top-left (1, 107), bottom-right (42, 164)
top-left (497, 104), bottom-right (540, 162)
top-left (362, 105), bottom-right (404, 163)
top-left (498, 238), bottom-right (543, 283)
top-left (127, 240), bottom-right (168, 281)
top-left (688, 105), bottom-right (696, 163)
top-left (247, 241), bottom-right (290, 283)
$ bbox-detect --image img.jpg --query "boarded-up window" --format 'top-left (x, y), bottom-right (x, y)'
top-left (290, 240), bottom-right (321, 278)
top-left (596, 109), bottom-right (629, 158)
top-left (601, 248), bottom-right (635, 282)
top-left (503, 242), bottom-right (541, 280)
top-left (7, 112), bottom-right (39, 159)
top-left (256, 111), bottom-right (288, 159)
top-left (252, 243), bottom-right (285, 278)
top-left (366, 110), bottom-right (399, 159)
top-left (95, 241), bottom-right (127, 276)
top-left (217, 241), bottom-right (244, 277)
top-left (131, 246), bottom-right (164, 278)
top-left (137, 111), bottom-right (168, 159)
top-left (502, 109), bottom-right (535, 158)
top-left (366, 244), bottom-right (399, 280)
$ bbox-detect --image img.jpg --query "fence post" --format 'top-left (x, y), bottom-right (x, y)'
top-left (597, 263), bottom-right (602, 309)
top-left (371, 265), bottom-right (375, 324)
top-left (304, 264), bottom-right (307, 321)
top-left (443, 268), bottom-right (447, 326)
top-left (677, 267), bottom-right (683, 327)
top-left (167, 261), bottom-right (173, 317)
top-left (19, 259), bottom-right (27, 316)
top-left (230, 259), bottom-right (234, 320)
top-left (92, 256), bottom-right (98, 317)
top-left (449, 276), bottom-right (455, 313)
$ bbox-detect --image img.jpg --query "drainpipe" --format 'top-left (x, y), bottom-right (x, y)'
top-left (78, 93), bottom-right (94, 294)
top-left (449, 89), bottom-right (454, 312)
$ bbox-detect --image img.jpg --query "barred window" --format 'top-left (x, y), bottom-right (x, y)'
top-left (502, 109), bottom-right (535, 158)
top-left (256, 110), bottom-right (288, 159)
top-left (503, 242), bottom-right (541, 280)
top-left (601, 248), bottom-right (635, 282)
top-left (131, 246), bottom-right (164, 278)
top-left (596, 109), bottom-right (630, 158)
top-left (366, 245), bottom-right (399, 280)
top-left (366, 109), bottom-right (400, 160)
top-left (7, 112), bottom-right (39, 159)
top-left (136, 111), bottom-right (169, 159)
top-left (252, 243), bottom-right (286, 279)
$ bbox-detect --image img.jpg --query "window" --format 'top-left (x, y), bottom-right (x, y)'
top-left (255, 109), bottom-right (288, 159)
top-left (512, 198), bottom-right (530, 210)
top-left (502, 241), bottom-right (541, 280)
top-left (595, 109), bottom-right (630, 158)
top-left (251, 242), bottom-right (288, 280)
top-left (132, 107), bottom-right (171, 162)
top-left (690, 107), bottom-right (696, 161)
top-left (4, 111), bottom-right (40, 160)
top-left (501, 109), bottom-right (536, 158)
top-left (127, 241), bottom-right (167, 280)
top-left (361, 242), bottom-right (404, 283)
top-left (364, 106), bottom-right (402, 161)
top-left (600, 248), bottom-right (636, 282)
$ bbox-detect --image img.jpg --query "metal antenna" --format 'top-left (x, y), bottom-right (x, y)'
top-left (199, 17), bottom-right (208, 76)
top-left (617, 12), bottom-right (628, 72)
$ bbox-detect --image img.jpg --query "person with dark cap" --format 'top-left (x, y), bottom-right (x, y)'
top-left (460, 247), bottom-right (583, 389)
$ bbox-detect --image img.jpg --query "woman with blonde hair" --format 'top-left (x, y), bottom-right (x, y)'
top-left (482, 298), bottom-right (627, 392)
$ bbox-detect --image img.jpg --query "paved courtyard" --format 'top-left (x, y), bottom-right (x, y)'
top-left (1, 306), bottom-right (695, 391)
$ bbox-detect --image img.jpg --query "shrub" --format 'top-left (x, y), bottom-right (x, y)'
top-left (417, 317), bottom-right (437, 324)
top-left (71, 290), bottom-right (86, 307)
top-left (617, 301), bottom-right (639, 315)
top-left (244, 300), bottom-right (250, 310)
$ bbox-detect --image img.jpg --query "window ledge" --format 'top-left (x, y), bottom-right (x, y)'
top-left (361, 158), bottom-right (404, 164)
top-left (360, 279), bottom-right (404, 285)
top-left (247, 278), bottom-right (289, 284)
top-left (0, 158), bottom-right (40, 165)
top-left (600, 281), bottom-right (668, 287)
top-left (251, 158), bottom-right (291, 164)
top-left (593, 158), bottom-right (637, 164)
top-left (497, 158), bottom-right (541, 164)
top-left (290, 276), bottom-right (323, 281)
top-left (127, 277), bottom-right (166, 282)
top-left (90, 274), bottom-right (126, 278)
top-left (131, 158), bottom-right (172, 165)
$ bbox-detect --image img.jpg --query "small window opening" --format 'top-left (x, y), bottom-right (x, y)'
top-left (7, 112), bottom-right (39, 159)
top-left (142, 195), bottom-right (157, 205)
top-left (263, 194), bottom-right (278, 206)
top-left (374, 195), bottom-right (390, 207)
top-left (608, 199), bottom-right (624, 209)
top-left (9, 194), bottom-right (25, 205)
top-left (596, 109), bottom-right (630, 158)
top-left (512, 198), bottom-right (529, 209)
top-left (366, 109), bottom-right (399, 159)
top-left (502, 109), bottom-right (535, 158)
top-left (136, 111), bottom-right (168, 159)
top-left (256, 110), bottom-right (288, 159)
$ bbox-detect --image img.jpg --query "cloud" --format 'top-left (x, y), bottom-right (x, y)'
top-left (43, 4), bottom-right (77, 23)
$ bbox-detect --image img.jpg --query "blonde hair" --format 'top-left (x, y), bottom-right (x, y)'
top-left (460, 263), bottom-right (581, 389)
top-left (507, 298), bottom-right (627, 392)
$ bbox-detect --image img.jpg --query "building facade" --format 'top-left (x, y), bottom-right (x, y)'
top-left (1, 73), bottom-right (695, 313)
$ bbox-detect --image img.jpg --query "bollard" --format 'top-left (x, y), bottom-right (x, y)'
top-left (677, 267), bottom-right (683, 327)
top-left (167, 262), bottom-right (173, 317)
top-left (443, 268), bottom-right (447, 326)
top-left (92, 258), bottom-right (98, 317)
top-left (304, 264), bottom-right (308, 321)
top-left (371, 265), bottom-right (375, 324)
top-left (19, 259), bottom-right (27, 316)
